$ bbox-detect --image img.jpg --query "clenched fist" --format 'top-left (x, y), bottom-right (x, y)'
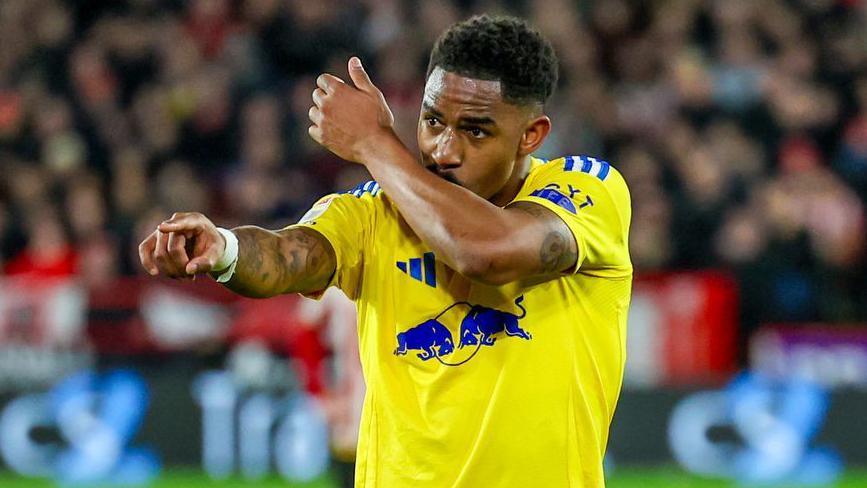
top-left (138, 212), bottom-right (226, 278)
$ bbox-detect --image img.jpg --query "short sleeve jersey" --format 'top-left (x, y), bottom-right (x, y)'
top-left (288, 155), bottom-right (632, 488)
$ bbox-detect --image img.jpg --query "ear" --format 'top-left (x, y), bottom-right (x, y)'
top-left (518, 115), bottom-right (551, 157)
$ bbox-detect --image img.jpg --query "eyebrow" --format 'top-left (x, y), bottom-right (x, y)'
top-left (460, 115), bottom-right (496, 126)
top-left (422, 101), bottom-right (443, 117)
top-left (422, 101), bottom-right (497, 126)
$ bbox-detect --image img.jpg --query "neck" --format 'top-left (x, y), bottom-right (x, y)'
top-left (488, 154), bottom-right (531, 207)
top-left (489, 155), bottom-right (532, 207)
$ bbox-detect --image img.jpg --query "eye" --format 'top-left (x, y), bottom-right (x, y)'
top-left (467, 127), bottom-right (486, 139)
top-left (425, 116), bottom-right (440, 128)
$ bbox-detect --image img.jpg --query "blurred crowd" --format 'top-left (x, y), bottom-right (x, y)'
top-left (0, 0), bottom-right (865, 332)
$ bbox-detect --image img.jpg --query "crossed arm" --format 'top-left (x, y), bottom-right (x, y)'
top-left (357, 137), bottom-right (578, 286)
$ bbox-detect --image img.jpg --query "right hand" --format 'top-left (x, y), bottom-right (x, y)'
top-left (138, 212), bottom-right (226, 278)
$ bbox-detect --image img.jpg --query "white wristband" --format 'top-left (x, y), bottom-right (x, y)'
top-left (213, 227), bottom-right (239, 283)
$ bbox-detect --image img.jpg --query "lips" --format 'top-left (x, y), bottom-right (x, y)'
top-left (427, 166), bottom-right (461, 185)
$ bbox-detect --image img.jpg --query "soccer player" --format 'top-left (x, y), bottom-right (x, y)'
top-left (140, 15), bottom-right (632, 488)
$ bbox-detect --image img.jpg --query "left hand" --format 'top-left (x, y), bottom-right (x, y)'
top-left (308, 57), bottom-right (397, 163)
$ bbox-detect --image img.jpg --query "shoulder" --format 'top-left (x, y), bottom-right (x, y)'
top-left (531, 155), bottom-right (625, 186)
top-left (531, 155), bottom-right (630, 207)
top-left (297, 180), bottom-right (386, 226)
top-left (528, 155), bottom-right (629, 202)
top-left (521, 154), bottom-right (632, 233)
top-left (321, 180), bottom-right (387, 208)
top-left (341, 180), bottom-right (384, 199)
top-left (525, 155), bottom-right (632, 273)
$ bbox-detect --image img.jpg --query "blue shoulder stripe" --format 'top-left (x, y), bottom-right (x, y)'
top-left (597, 161), bottom-right (610, 181)
top-left (563, 155), bottom-right (612, 181)
top-left (343, 180), bottom-right (381, 198)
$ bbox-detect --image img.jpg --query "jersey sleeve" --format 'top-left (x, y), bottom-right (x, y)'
top-left (510, 156), bottom-right (632, 277)
top-left (285, 182), bottom-right (381, 300)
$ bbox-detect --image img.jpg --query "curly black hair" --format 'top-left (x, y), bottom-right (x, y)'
top-left (427, 14), bottom-right (559, 106)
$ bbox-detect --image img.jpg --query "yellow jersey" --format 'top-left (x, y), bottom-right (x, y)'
top-left (290, 155), bottom-right (632, 487)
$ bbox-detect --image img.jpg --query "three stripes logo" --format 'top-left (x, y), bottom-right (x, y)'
top-left (564, 155), bottom-right (610, 181)
top-left (396, 252), bottom-right (437, 288)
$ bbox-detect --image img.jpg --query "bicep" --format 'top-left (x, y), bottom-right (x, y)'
top-left (486, 201), bottom-right (578, 283)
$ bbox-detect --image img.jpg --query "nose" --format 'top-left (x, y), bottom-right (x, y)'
top-left (431, 128), bottom-right (462, 169)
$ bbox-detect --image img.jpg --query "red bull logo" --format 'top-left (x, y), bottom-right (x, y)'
top-left (393, 296), bottom-right (531, 366)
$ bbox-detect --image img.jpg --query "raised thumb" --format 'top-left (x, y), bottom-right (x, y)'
top-left (348, 57), bottom-right (375, 92)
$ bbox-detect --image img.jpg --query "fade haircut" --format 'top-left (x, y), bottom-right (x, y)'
top-left (427, 14), bottom-right (559, 107)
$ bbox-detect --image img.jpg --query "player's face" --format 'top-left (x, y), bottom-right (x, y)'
top-left (417, 68), bottom-right (535, 201)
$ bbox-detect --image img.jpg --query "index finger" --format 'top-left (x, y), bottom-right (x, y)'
top-left (158, 214), bottom-right (202, 233)
top-left (316, 74), bottom-right (345, 94)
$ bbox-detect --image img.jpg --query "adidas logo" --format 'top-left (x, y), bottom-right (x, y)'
top-left (396, 252), bottom-right (437, 288)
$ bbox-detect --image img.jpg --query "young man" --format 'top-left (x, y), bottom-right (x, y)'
top-left (140, 15), bottom-right (632, 487)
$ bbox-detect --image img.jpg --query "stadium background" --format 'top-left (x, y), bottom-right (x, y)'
top-left (0, 0), bottom-right (865, 486)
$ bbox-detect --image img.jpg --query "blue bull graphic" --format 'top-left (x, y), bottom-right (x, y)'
top-left (393, 296), bottom-right (530, 365)
top-left (394, 319), bottom-right (455, 360)
top-left (459, 296), bottom-right (530, 348)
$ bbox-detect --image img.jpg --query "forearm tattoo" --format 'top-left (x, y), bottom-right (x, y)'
top-left (226, 226), bottom-right (335, 297)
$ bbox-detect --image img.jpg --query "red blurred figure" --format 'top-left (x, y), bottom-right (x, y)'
top-left (5, 205), bottom-right (77, 278)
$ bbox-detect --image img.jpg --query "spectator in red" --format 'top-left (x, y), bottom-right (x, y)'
top-left (4, 204), bottom-right (77, 278)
